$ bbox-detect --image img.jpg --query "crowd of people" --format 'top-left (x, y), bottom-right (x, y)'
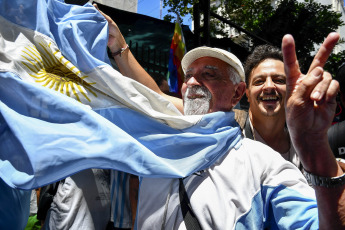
top-left (2, 2), bottom-right (345, 230)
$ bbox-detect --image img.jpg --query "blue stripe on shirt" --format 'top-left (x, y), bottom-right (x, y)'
top-left (235, 184), bottom-right (318, 230)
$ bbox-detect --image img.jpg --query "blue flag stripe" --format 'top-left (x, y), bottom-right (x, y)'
top-left (0, 71), bottom-right (242, 189)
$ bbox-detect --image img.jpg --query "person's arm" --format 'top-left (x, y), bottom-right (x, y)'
top-left (282, 32), bottom-right (345, 229)
top-left (93, 4), bottom-right (183, 113)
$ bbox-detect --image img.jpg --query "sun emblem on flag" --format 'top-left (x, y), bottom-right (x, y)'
top-left (21, 42), bottom-right (97, 103)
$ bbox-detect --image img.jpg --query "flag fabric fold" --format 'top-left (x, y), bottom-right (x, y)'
top-left (0, 0), bottom-right (242, 190)
top-left (167, 14), bottom-right (186, 96)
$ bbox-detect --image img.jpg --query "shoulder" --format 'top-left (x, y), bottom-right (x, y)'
top-left (233, 109), bottom-right (248, 130)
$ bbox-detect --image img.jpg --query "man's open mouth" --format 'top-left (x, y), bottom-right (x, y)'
top-left (187, 94), bottom-right (205, 99)
top-left (260, 95), bottom-right (280, 102)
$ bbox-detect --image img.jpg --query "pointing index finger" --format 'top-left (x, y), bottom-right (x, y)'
top-left (282, 34), bottom-right (302, 98)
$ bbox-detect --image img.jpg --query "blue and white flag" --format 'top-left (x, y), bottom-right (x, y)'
top-left (0, 0), bottom-right (242, 190)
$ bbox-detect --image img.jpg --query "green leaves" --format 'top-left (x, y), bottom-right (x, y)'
top-left (162, 0), bottom-right (344, 75)
top-left (254, 0), bottom-right (344, 73)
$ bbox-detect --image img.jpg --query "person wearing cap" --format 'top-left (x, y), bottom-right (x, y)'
top-left (180, 46), bottom-right (246, 116)
top-left (243, 44), bottom-right (301, 169)
top-left (328, 63), bottom-right (345, 159)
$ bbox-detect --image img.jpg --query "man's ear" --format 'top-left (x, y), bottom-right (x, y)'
top-left (245, 88), bottom-right (250, 102)
top-left (232, 82), bottom-right (246, 107)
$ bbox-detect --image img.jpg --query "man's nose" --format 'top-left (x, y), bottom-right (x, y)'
top-left (186, 76), bottom-right (202, 86)
top-left (263, 77), bottom-right (274, 91)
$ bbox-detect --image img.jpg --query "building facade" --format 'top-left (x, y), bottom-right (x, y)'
top-left (91, 0), bottom-right (138, 13)
top-left (316, 0), bottom-right (345, 51)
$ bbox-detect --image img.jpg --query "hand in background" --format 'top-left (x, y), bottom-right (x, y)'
top-left (93, 3), bottom-right (127, 54)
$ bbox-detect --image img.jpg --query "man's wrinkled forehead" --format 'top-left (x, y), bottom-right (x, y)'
top-left (186, 64), bottom-right (219, 74)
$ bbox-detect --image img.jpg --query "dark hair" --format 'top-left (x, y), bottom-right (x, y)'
top-left (336, 62), bottom-right (345, 93)
top-left (244, 44), bottom-right (283, 88)
top-left (150, 72), bottom-right (167, 87)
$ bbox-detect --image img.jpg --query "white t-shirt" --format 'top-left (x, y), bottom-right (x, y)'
top-left (43, 169), bottom-right (111, 230)
top-left (246, 119), bottom-right (300, 168)
top-left (137, 138), bottom-right (317, 229)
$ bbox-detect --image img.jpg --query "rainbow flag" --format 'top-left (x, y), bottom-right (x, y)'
top-left (167, 15), bottom-right (186, 97)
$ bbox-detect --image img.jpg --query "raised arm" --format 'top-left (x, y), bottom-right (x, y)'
top-left (94, 4), bottom-right (183, 113)
top-left (282, 32), bottom-right (345, 229)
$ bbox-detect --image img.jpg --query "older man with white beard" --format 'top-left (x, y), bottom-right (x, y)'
top-left (183, 86), bottom-right (212, 115)
top-left (180, 47), bottom-right (246, 116)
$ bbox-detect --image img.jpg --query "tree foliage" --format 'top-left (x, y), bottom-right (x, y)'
top-left (218, 0), bottom-right (274, 32)
top-left (163, 0), bottom-right (344, 74)
top-left (325, 49), bottom-right (345, 75)
top-left (162, 0), bottom-right (195, 23)
top-left (253, 0), bottom-right (344, 72)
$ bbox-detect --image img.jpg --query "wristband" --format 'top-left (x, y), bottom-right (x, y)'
top-left (304, 158), bottom-right (345, 188)
top-left (111, 44), bottom-right (129, 57)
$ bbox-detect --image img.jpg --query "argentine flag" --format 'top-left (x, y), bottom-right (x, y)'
top-left (0, 0), bottom-right (242, 190)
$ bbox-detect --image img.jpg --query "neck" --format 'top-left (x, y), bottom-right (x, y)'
top-left (249, 110), bottom-right (290, 154)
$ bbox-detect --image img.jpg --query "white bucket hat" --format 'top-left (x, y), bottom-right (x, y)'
top-left (181, 46), bottom-right (245, 82)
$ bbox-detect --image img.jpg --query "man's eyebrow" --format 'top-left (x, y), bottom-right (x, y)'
top-left (186, 65), bottom-right (218, 73)
top-left (273, 74), bottom-right (286, 78)
top-left (186, 68), bottom-right (194, 74)
top-left (252, 73), bottom-right (286, 79)
top-left (204, 65), bottom-right (218, 70)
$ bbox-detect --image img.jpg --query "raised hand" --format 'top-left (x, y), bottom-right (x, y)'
top-left (282, 33), bottom-right (340, 174)
top-left (93, 4), bottom-right (127, 54)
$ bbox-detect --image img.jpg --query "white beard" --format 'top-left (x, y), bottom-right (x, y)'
top-left (183, 86), bottom-right (212, 115)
